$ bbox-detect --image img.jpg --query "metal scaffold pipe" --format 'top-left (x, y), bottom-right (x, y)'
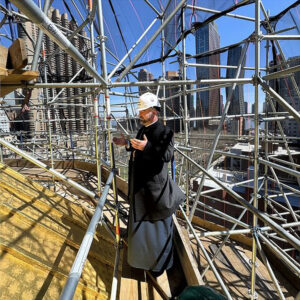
top-left (117, 0), bottom-right (189, 81)
top-left (0, 137), bottom-right (98, 201)
top-left (188, 41), bottom-right (249, 223)
top-left (89, 0), bottom-right (102, 194)
top-left (194, 221), bottom-right (300, 238)
top-left (251, 1), bottom-right (261, 296)
top-left (179, 206), bottom-right (233, 299)
top-left (187, 62), bottom-right (262, 71)
top-left (258, 158), bottom-right (300, 179)
top-left (107, 16), bottom-right (159, 80)
top-left (9, 0), bottom-right (107, 86)
top-left (262, 34), bottom-right (300, 40)
top-left (260, 1), bottom-right (300, 102)
top-left (31, 0), bottom-right (51, 71)
top-left (254, 235), bottom-right (286, 300)
top-left (258, 232), bottom-right (300, 276)
top-left (200, 180), bottom-right (264, 279)
top-left (60, 171), bottom-right (114, 300)
top-left (96, 1), bottom-right (121, 299)
top-left (186, 4), bottom-right (255, 22)
top-left (175, 147), bottom-right (300, 251)
top-left (263, 64), bottom-right (300, 81)
top-left (2, 78), bottom-right (253, 90)
top-left (259, 78), bottom-right (300, 123)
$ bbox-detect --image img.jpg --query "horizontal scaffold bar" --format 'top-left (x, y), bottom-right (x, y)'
top-left (2, 78), bottom-right (253, 89)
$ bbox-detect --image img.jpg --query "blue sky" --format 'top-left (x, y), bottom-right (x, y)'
top-left (0, 0), bottom-right (297, 114)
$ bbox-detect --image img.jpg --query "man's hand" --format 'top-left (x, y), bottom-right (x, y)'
top-left (130, 134), bottom-right (148, 151)
top-left (113, 133), bottom-right (128, 147)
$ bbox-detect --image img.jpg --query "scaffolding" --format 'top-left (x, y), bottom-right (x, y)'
top-left (0, 0), bottom-right (300, 299)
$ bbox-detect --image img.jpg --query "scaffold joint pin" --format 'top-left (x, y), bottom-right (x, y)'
top-left (248, 290), bottom-right (258, 299)
top-left (112, 167), bottom-right (119, 175)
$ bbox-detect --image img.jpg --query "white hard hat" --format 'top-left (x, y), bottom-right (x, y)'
top-left (137, 92), bottom-right (161, 112)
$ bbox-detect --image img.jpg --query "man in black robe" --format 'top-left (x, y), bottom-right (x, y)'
top-left (113, 92), bottom-right (185, 275)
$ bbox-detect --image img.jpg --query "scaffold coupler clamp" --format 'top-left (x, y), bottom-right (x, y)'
top-left (252, 74), bottom-right (259, 86)
top-left (115, 237), bottom-right (125, 250)
top-left (249, 258), bottom-right (259, 268)
top-left (97, 35), bottom-right (107, 42)
top-left (248, 289), bottom-right (258, 299)
top-left (112, 167), bottom-right (119, 175)
top-left (107, 79), bottom-right (112, 89)
top-left (251, 225), bottom-right (261, 236)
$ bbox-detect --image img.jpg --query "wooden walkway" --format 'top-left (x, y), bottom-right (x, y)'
top-left (182, 218), bottom-right (298, 299)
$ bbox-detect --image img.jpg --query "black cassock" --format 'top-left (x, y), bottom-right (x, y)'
top-left (126, 121), bottom-right (184, 272)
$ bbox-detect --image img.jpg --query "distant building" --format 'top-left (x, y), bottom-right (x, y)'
top-left (17, 7), bottom-right (91, 136)
top-left (195, 22), bottom-right (221, 129)
top-left (0, 110), bottom-right (9, 133)
top-left (138, 69), bottom-right (154, 95)
top-left (226, 46), bottom-right (245, 134)
top-left (192, 142), bottom-right (299, 229)
top-left (226, 46), bottom-right (245, 115)
top-left (269, 56), bottom-right (300, 137)
top-left (165, 71), bottom-right (194, 133)
top-left (244, 102), bottom-right (248, 114)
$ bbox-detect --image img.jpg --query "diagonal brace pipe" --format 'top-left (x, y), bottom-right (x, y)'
top-left (116, 0), bottom-right (186, 81)
top-left (175, 147), bottom-right (300, 251)
top-left (10, 0), bottom-right (107, 86)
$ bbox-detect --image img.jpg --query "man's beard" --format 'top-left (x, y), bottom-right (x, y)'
top-left (140, 113), bottom-right (153, 125)
top-left (140, 118), bottom-right (149, 125)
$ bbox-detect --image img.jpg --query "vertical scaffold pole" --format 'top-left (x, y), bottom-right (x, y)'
top-left (31, 0), bottom-right (51, 71)
top-left (161, 19), bottom-right (166, 126)
top-left (96, 1), bottom-right (120, 299)
top-left (264, 30), bottom-right (270, 223)
top-left (0, 145), bottom-right (3, 162)
top-left (250, 0), bottom-right (261, 298)
top-left (181, 6), bottom-right (190, 214)
top-left (188, 42), bottom-right (249, 223)
top-left (89, 0), bottom-right (102, 194)
top-left (39, 14), bottom-right (55, 187)
top-left (260, 3), bottom-right (300, 188)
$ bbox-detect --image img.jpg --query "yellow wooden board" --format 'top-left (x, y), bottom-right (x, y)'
top-left (0, 66), bottom-right (8, 79)
top-left (1, 69), bottom-right (39, 83)
top-left (0, 45), bottom-right (8, 68)
top-left (0, 69), bottom-right (39, 97)
top-left (0, 162), bottom-right (118, 299)
top-left (9, 38), bottom-right (28, 69)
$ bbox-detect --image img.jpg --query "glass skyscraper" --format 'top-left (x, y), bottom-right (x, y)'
top-left (226, 46), bottom-right (245, 133)
top-left (195, 22), bottom-right (220, 129)
top-left (268, 56), bottom-right (300, 137)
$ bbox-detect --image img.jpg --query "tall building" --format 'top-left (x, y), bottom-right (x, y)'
top-left (138, 69), bottom-right (154, 95)
top-left (269, 56), bottom-right (300, 137)
top-left (165, 71), bottom-right (194, 133)
top-left (0, 110), bottom-right (9, 133)
top-left (195, 22), bottom-right (221, 129)
top-left (165, 71), bottom-right (181, 132)
top-left (244, 102), bottom-right (248, 114)
top-left (226, 46), bottom-right (245, 133)
top-left (16, 7), bottom-right (91, 136)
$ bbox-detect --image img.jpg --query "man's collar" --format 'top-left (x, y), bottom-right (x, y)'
top-left (145, 119), bottom-right (158, 127)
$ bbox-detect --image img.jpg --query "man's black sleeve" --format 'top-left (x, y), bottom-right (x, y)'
top-left (143, 128), bottom-right (174, 162)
